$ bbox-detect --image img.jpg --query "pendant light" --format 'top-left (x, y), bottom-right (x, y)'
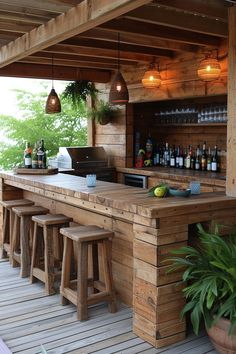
top-left (45, 55), bottom-right (61, 114)
top-left (142, 60), bottom-right (161, 88)
top-left (109, 33), bottom-right (129, 105)
top-left (197, 51), bottom-right (221, 82)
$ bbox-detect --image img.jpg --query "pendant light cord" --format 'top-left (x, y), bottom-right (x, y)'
top-left (51, 55), bottom-right (54, 89)
top-left (117, 32), bottom-right (120, 72)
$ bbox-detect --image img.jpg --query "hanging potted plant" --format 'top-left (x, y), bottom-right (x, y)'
top-left (166, 223), bottom-right (236, 354)
top-left (87, 99), bottom-right (118, 125)
top-left (62, 80), bottom-right (99, 109)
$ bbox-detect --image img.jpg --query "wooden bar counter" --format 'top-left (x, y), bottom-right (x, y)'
top-left (1, 172), bottom-right (236, 348)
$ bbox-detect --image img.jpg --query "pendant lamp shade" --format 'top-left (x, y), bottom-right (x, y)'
top-left (109, 71), bottom-right (129, 104)
top-left (45, 88), bottom-right (61, 114)
top-left (197, 53), bottom-right (221, 82)
top-left (109, 33), bottom-right (129, 105)
top-left (45, 55), bottom-right (61, 114)
top-left (142, 62), bottom-right (161, 88)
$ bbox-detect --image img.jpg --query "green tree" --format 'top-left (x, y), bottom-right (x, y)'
top-left (0, 86), bottom-right (87, 170)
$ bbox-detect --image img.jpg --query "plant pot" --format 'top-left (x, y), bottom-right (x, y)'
top-left (99, 115), bottom-right (111, 125)
top-left (207, 318), bottom-right (236, 354)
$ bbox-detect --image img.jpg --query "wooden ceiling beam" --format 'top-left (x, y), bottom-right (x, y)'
top-left (34, 51), bottom-right (136, 66)
top-left (78, 28), bottom-right (199, 53)
top-left (62, 37), bottom-right (173, 57)
top-left (0, 62), bottom-right (111, 82)
top-left (44, 43), bottom-right (157, 63)
top-left (20, 56), bottom-right (119, 70)
top-left (100, 18), bottom-right (221, 47)
top-left (0, 0), bottom-right (151, 68)
top-left (0, 10), bottom-right (51, 24)
top-left (0, 4), bottom-right (59, 18)
top-left (152, 0), bottom-right (228, 22)
top-left (0, 19), bottom-right (36, 33)
top-left (125, 5), bottom-right (228, 37)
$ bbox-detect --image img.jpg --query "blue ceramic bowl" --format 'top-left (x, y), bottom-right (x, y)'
top-left (169, 188), bottom-right (191, 197)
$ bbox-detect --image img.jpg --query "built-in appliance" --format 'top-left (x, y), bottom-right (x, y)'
top-left (58, 146), bottom-right (116, 182)
top-left (123, 173), bottom-right (148, 188)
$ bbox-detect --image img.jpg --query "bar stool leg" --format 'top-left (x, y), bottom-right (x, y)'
top-left (11, 215), bottom-right (20, 267)
top-left (43, 226), bottom-right (55, 295)
top-left (60, 237), bottom-right (72, 305)
top-left (77, 242), bottom-right (88, 321)
top-left (1, 208), bottom-right (9, 258)
top-left (30, 222), bottom-right (40, 284)
top-left (102, 239), bottom-right (117, 313)
top-left (20, 215), bottom-right (31, 278)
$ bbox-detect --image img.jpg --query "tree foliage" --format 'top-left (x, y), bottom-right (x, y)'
top-left (0, 85), bottom-right (87, 170)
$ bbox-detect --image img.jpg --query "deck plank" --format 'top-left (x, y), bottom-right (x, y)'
top-left (0, 260), bottom-right (218, 354)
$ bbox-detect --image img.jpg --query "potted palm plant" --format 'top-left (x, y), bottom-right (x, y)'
top-left (167, 223), bottom-right (236, 354)
top-left (87, 99), bottom-right (117, 125)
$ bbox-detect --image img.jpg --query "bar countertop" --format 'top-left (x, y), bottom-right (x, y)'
top-left (0, 171), bottom-right (235, 222)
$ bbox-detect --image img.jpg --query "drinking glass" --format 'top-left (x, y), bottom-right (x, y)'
top-left (86, 174), bottom-right (96, 187)
top-left (189, 181), bottom-right (201, 195)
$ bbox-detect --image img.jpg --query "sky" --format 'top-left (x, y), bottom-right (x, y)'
top-left (0, 77), bottom-right (68, 118)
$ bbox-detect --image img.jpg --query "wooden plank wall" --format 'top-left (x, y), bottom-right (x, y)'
top-left (93, 49), bottom-right (227, 169)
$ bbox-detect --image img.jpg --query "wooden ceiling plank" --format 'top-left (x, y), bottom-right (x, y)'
top-left (0, 0), bottom-right (73, 13)
top-left (0, 4), bottom-right (59, 18)
top-left (0, 62), bottom-right (111, 82)
top-left (62, 37), bottom-right (173, 57)
top-left (152, 0), bottom-right (228, 22)
top-left (125, 5), bottom-right (228, 37)
top-left (19, 56), bottom-right (118, 70)
top-left (44, 43), bottom-right (157, 63)
top-left (100, 18), bottom-right (221, 47)
top-left (0, 10), bottom-right (51, 24)
top-left (79, 28), bottom-right (199, 53)
top-left (0, 0), bottom-right (151, 68)
top-left (0, 20), bottom-right (36, 33)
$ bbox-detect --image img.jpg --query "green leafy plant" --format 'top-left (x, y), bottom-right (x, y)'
top-left (62, 80), bottom-right (98, 110)
top-left (87, 99), bottom-right (118, 125)
top-left (166, 223), bottom-right (236, 335)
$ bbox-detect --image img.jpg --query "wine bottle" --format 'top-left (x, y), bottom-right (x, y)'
top-left (24, 142), bottom-right (32, 168)
top-left (164, 142), bottom-right (169, 167)
top-left (32, 142), bottom-right (39, 169)
top-left (179, 149), bottom-right (184, 169)
top-left (207, 147), bottom-right (212, 171)
top-left (170, 147), bottom-right (176, 167)
top-left (201, 141), bottom-right (207, 171)
top-left (37, 139), bottom-right (47, 169)
top-left (211, 145), bottom-right (218, 172)
top-left (185, 146), bottom-right (191, 169)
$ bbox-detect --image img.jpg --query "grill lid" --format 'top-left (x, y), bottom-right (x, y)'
top-left (66, 146), bottom-right (108, 168)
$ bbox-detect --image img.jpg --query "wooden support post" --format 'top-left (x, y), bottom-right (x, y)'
top-left (226, 6), bottom-right (236, 197)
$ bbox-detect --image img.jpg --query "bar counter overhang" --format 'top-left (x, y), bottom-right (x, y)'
top-left (1, 171), bottom-right (236, 348)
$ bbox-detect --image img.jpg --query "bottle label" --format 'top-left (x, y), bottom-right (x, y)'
top-left (170, 157), bottom-right (175, 167)
top-left (24, 157), bottom-right (32, 166)
top-left (195, 162), bottom-right (200, 170)
top-left (207, 163), bottom-right (211, 171)
top-left (211, 162), bottom-right (217, 171)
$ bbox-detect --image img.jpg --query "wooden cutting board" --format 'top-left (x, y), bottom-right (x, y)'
top-left (14, 167), bottom-right (58, 175)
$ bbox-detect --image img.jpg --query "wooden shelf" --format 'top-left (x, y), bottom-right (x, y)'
top-left (155, 123), bottom-right (227, 127)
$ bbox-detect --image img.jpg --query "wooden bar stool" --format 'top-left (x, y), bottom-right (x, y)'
top-left (0, 199), bottom-right (34, 259)
top-left (30, 214), bottom-right (73, 295)
top-left (60, 225), bottom-right (117, 321)
top-left (11, 205), bottom-right (49, 278)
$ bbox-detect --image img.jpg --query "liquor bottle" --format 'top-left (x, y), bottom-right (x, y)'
top-left (207, 147), bottom-right (212, 171)
top-left (190, 152), bottom-right (195, 170)
top-left (170, 147), bottom-right (176, 167)
top-left (164, 142), bottom-right (169, 167)
top-left (145, 133), bottom-right (153, 160)
top-left (179, 149), bottom-right (184, 169)
top-left (195, 146), bottom-right (200, 170)
top-left (32, 142), bottom-right (39, 169)
top-left (175, 146), bottom-right (180, 168)
top-left (24, 142), bottom-right (32, 168)
top-left (211, 145), bottom-right (218, 172)
top-left (155, 145), bottom-right (160, 166)
top-left (201, 141), bottom-right (207, 171)
top-left (185, 147), bottom-right (191, 169)
top-left (37, 139), bottom-right (47, 169)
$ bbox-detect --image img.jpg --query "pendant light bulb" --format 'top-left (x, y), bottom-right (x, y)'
top-left (109, 33), bottom-right (129, 105)
top-left (45, 55), bottom-right (61, 114)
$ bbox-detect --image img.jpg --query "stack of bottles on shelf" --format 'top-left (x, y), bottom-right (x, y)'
top-left (153, 141), bottom-right (219, 172)
top-left (135, 135), bottom-right (220, 172)
top-left (23, 139), bottom-right (47, 169)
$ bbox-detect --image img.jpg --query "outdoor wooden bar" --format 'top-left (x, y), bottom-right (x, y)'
top-left (1, 171), bottom-right (236, 348)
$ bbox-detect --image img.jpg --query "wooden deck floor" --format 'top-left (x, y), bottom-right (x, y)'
top-left (0, 259), bottom-right (217, 354)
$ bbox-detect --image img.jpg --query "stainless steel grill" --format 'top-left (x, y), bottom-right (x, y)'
top-left (59, 146), bottom-right (116, 182)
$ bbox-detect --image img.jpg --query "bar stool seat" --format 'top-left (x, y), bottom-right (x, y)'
top-left (0, 199), bottom-right (34, 259)
top-left (60, 225), bottom-right (117, 320)
top-left (11, 205), bottom-right (49, 277)
top-left (30, 214), bottom-right (73, 295)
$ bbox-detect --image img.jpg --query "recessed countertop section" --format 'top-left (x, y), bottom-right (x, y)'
top-left (116, 167), bottom-right (226, 187)
top-left (0, 172), bottom-right (234, 221)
